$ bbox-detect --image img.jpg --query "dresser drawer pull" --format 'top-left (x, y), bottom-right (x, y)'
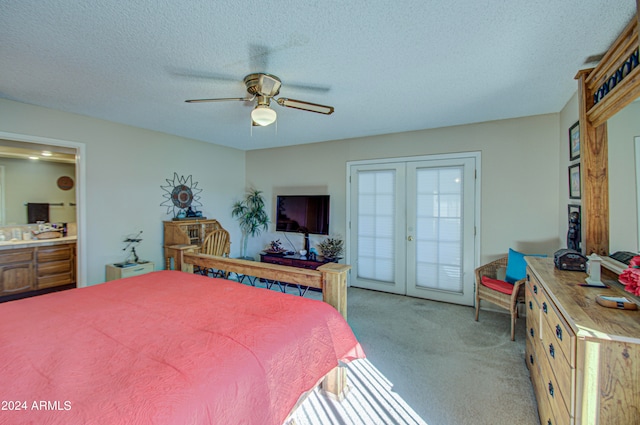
top-left (547, 420), bottom-right (553, 425)
top-left (549, 343), bottom-right (555, 358)
top-left (542, 302), bottom-right (548, 314)
top-left (555, 324), bottom-right (563, 341)
top-left (527, 273), bottom-right (530, 282)
top-left (529, 301), bottom-right (533, 310)
top-left (533, 284), bottom-right (537, 294)
top-left (529, 327), bottom-right (535, 338)
top-left (548, 381), bottom-right (554, 397)
top-left (529, 354), bottom-right (534, 365)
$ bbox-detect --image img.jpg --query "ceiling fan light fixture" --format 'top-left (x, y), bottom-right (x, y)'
top-left (251, 104), bottom-right (277, 126)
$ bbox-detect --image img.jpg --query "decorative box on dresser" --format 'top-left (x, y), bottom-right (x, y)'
top-left (163, 219), bottom-right (226, 270)
top-left (524, 257), bottom-right (640, 425)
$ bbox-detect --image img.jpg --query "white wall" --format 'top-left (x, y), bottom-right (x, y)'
top-left (0, 98), bottom-right (246, 285)
top-left (246, 114), bottom-right (561, 265)
top-left (558, 92), bottom-right (579, 251)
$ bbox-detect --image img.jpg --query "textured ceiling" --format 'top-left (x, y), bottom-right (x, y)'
top-left (0, 1), bottom-right (636, 151)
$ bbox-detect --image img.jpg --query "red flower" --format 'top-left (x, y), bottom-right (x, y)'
top-left (629, 256), bottom-right (640, 268)
top-left (619, 267), bottom-right (640, 296)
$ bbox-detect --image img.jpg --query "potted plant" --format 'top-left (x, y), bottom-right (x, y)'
top-left (317, 236), bottom-right (344, 262)
top-left (231, 188), bottom-right (269, 260)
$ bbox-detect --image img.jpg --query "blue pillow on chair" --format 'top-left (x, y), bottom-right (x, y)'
top-left (505, 248), bottom-right (546, 284)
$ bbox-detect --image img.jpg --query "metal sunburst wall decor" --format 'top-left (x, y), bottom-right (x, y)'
top-left (160, 173), bottom-right (203, 218)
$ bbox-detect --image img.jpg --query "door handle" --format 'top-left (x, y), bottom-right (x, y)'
top-left (407, 236), bottom-right (414, 241)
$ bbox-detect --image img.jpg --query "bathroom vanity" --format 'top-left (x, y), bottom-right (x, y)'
top-left (0, 236), bottom-right (76, 302)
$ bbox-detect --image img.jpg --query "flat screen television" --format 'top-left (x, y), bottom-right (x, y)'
top-left (276, 195), bottom-right (330, 235)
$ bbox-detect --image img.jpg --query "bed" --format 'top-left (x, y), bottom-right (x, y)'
top-left (0, 254), bottom-right (364, 425)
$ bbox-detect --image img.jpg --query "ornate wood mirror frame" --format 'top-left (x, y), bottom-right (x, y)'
top-left (575, 2), bottom-right (640, 256)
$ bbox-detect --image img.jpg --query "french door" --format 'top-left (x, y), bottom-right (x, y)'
top-left (348, 154), bottom-right (478, 306)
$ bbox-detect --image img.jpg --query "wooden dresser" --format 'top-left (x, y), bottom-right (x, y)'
top-left (0, 238), bottom-right (76, 301)
top-left (163, 219), bottom-right (225, 269)
top-left (525, 257), bottom-right (640, 425)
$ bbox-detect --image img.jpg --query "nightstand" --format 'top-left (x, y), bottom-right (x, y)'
top-left (105, 262), bottom-right (155, 281)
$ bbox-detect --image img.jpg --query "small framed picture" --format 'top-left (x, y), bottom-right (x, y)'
top-left (569, 121), bottom-right (580, 161)
top-left (569, 163), bottom-right (581, 199)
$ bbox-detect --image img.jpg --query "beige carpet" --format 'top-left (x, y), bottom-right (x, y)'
top-left (286, 287), bottom-right (539, 425)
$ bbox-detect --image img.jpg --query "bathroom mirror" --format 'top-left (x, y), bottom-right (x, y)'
top-left (0, 139), bottom-right (76, 226)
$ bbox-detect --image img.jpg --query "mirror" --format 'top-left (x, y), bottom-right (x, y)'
top-left (608, 98), bottom-right (640, 253)
top-left (0, 139), bottom-right (76, 227)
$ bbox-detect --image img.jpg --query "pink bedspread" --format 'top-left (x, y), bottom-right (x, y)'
top-left (0, 271), bottom-right (364, 425)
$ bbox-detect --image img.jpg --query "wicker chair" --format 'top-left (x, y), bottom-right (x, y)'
top-left (196, 228), bottom-right (231, 278)
top-left (474, 256), bottom-right (526, 341)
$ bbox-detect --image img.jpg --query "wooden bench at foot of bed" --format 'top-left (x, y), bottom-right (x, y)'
top-left (171, 245), bottom-right (352, 400)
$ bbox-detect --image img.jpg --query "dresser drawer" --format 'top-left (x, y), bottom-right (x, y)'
top-left (541, 316), bottom-right (573, 401)
top-left (531, 364), bottom-right (557, 425)
top-left (36, 245), bottom-right (73, 262)
top-left (119, 262), bottom-right (154, 278)
top-left (0, 248), bottom-right (34, 263)
top-left (527, 270), bottom-right (544, 307)
top-left (525, 330), bottom-right (538, 372)
top-left (106, 262), bottom-right (155, 281)
top-left (525, 283), bottom-right (541, 340)
top-left (539, 290), bottom-right (575, 366)
top-left (537, 352), bottom-right (571, 425)
top-left (37, 259), bottom-right (73, 276)
top-left (37, 272), bottom-right (74, 289)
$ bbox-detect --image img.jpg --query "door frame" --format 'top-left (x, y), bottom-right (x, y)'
top-left (346, 152), bottom-right (482, 293)
top-left (0, 131), bottom-right (87, 287)
top-left (636, 136), bottom-right (640, 252)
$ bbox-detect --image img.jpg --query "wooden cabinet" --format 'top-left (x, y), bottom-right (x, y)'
top-left (163, 219), bottom-right (226, 269)
top-left (0, 240), bottom-right (76, 301)
top-left (106, 262), bottom-right (154, 281)
top-left (36, 244), bottom-right (75, 289)
top-left (525, 257), bottom-right (640, 425)
top-left (0, 248), bottom-right (35, 295)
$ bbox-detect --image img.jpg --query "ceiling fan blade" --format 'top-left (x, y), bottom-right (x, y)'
top-left (185, 97), bottom-right (254, 103)
top-left (276, 98), bottom-right (334, 115)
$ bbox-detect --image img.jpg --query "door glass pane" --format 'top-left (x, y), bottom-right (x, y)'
top-left (415, 166), bottom-right (463, 292)
top-left (357, 170), bottom-right (395, 282)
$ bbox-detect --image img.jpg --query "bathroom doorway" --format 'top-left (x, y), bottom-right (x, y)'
top-left (0, 132), bottom-right (86, 286)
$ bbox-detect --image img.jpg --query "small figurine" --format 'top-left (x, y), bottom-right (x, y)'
top-left (567, 210), bottom-right (581, 251)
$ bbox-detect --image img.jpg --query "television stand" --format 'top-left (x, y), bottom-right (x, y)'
top-left (260, 252), bottom-right (335, 294)
top-left (260, 252), bottom-right (331, 270)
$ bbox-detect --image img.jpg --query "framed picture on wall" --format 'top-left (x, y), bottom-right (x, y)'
top-left (569, 163), bottom-right (581, 199)
top-left (569, 121), bottom-right (580, 161)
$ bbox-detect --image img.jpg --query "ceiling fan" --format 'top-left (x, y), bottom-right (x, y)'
top-left (185, 73), bottom-right (334, 126)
